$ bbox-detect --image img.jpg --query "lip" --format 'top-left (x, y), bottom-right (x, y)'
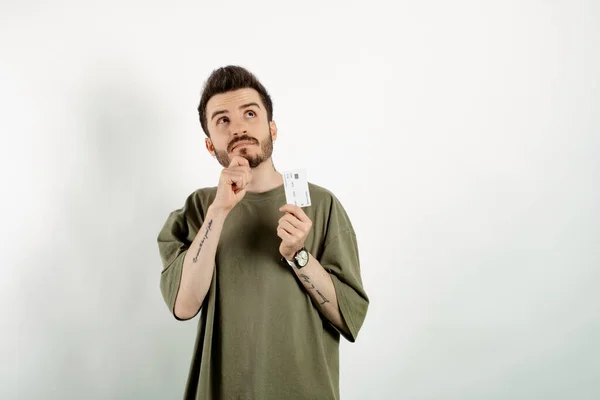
top-left (231, 141), bottom-right (255, 151)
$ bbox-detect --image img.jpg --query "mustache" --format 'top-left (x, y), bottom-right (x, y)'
top-left (229, 136), bottom-right (258, 151)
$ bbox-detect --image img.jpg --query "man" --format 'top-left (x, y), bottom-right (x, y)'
top-left (157, 65), bottom-right (369, 399)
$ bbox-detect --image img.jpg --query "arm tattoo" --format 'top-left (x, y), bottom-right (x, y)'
top-left (299, 273), bottom-right (330, 305)
top-left (192, 220), bottom-right (213, 263)
top-left (316, 290), bottom-right (330, 306)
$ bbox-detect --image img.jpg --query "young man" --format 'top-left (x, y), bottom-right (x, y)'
top-left (157, 66), bottom-right (369, 399)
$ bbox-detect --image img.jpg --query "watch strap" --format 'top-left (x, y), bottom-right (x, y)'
top-left (285, 258), bottom-right (296, 268)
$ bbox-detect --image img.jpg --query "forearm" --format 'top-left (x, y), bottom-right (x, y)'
top-left (290, 253), bottom-right (350, 336)
top-left (174, 206), bottom-right (227, 319)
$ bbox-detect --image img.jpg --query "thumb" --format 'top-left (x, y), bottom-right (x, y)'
top-left (229, 156), bottom-right (249, 168)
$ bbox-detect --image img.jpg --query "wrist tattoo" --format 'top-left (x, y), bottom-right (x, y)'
top-left (192, 220), bottom-right (213, 263)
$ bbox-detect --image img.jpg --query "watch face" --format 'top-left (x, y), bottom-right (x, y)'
top-left (296, 249), bottom-right (309, 267)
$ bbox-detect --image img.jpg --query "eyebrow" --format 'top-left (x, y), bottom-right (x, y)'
top-left (210, 102), bottom-right (261, 121)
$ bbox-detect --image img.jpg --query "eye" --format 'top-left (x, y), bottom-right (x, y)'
top-left (217, 116), bottom-right (229, 125)
top-left (245, 110), bottom-right (256, 118)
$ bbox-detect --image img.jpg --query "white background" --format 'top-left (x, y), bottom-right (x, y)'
top-left (1, 0), bottom-right (599, 399)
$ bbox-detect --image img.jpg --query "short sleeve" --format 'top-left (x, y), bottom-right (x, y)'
top-left (320, 229), bottom-right (369, 343)
top-left (156, 191), bottom-right (203, 320)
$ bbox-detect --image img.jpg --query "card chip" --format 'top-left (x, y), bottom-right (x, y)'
top-left (294, 173), bottom-right (299, 179)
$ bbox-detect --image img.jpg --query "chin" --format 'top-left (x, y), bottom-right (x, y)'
top-left (235, 145), bottom-right (255, 152)
top-left (234, 148), bottom-right (256, 156)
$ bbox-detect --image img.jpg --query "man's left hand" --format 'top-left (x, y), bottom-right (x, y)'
top-left (277, 204), bottom-right (312, 260)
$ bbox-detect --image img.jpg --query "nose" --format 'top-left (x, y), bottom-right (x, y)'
top-left (230, 119), bottom-right (248, 136)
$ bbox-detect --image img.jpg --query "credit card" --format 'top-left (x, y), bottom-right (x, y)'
top-left (282, 169), bottom-right (311, 207)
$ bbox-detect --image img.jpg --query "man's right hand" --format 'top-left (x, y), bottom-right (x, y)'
top-left (210, 156), bottom-right (252, 215)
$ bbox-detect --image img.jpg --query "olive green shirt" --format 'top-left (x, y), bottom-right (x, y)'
top-left (157, 182), bottom-right (369, 399)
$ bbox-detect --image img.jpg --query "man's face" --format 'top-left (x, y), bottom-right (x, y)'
top-left (205, 88), bottom-right (276, 168)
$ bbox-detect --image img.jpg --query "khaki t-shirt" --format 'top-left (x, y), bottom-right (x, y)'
top-left (157, 182), bottom-right (369, 399)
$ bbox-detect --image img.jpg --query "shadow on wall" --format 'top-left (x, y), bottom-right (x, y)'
top-left (18, 66), bottom-right (195, 399)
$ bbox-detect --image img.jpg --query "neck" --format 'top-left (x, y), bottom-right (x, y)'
top-left (246, 158), bottom-right (283, 193)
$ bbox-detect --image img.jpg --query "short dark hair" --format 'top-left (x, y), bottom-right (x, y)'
top-left (197, 65), bottom-right (274, 138)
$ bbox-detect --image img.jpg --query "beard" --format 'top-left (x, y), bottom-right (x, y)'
top-left (214, 127), bottom-right (274, 169)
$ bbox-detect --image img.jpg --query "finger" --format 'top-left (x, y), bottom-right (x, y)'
top-left (227, 166), bottom-right (251, 173)
top-left (227, 170), bottom-right (250, 186)
top-left (281, 214), bottom-right (303, 230)
top-left (226, 166), bottom-right (252, 185)
top-left (235, 187), bottom-right (247, 198)
top-left (225, 171), bottom-right (247, 188)
top-left (279, 204), bottom-right (309, 223)
top-left (229, 156), bottom-right (250, 168)
top-left (237, 174), bottom-right (248, 190)
top-left (277, 226), bottom-right (294, 241)
top-left (279, 220), bottom-right (299, 237)
top-left (244, 168), bottom-right (252, 185)
top-left (229, 177), bottom-right (247, 193)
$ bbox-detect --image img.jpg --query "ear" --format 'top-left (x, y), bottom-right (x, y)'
top-left (270, 120), bottom-right (278, 142)
top-left (205, 138), bottom-right (215, 157)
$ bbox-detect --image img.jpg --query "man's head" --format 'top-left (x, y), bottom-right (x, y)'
top-left (198, 66), bottom-right (277, 168)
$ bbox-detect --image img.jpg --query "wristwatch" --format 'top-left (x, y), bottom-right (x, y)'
top-left (282, 247), bottom-right (309, 269)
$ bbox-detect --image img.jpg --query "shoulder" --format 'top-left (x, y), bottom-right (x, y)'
top-left (190, 186), bottom-right (218, 205)
top-left (308, 182), bottom-right (355, 236)
top-left (308, 182), bottom-right (350, 210)
top-left (308, 182), bottom-right (338, 206)
top-left (169, 186), bottom-right (217, 220)
top-left (158, 186), bottom-right (218, 241)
